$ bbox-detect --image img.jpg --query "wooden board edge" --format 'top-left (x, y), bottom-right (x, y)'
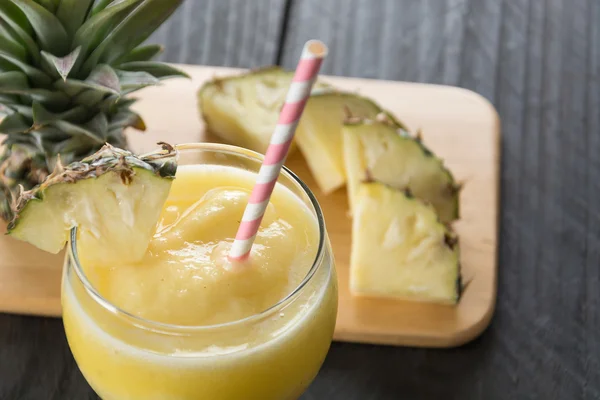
top-left (0, 300), bottom-right (61, 318)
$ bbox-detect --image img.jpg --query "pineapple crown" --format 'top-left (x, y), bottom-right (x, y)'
top-left (0, 0), bottom-right (187, 221)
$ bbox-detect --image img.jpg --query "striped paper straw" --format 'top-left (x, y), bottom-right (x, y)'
top-left (228, 40), bottom-right (328, 261)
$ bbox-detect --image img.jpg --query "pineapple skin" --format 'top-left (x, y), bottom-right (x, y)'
top-left (0, 0), bottom-right (188, 221)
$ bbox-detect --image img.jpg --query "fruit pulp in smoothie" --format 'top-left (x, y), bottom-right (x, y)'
top-left (62, 164), bottom-right (337, 400)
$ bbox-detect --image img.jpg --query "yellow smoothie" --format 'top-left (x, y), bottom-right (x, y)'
top-left (62, 157), bottom-right (338, 399)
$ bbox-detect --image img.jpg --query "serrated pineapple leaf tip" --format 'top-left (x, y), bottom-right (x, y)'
top-left (41, 46), bottom-right (81, 81)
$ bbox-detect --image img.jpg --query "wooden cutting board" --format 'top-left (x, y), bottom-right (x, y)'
top-left (0, 65), bottom-right (499, 348)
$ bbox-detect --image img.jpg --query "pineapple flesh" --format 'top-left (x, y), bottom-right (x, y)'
top-left (7, 143), bottom-right (177, 264)
top-left (0, 0), bottom-right (187, 221)
top-left (199, 67), bottom-right (299, 155)
top-left (198, 67), bottom-right (330, 155)
top-left (295, 92), bottom-right (405, 194)
top-left (343, 117), bottom-right (460, 222)
top-left (349, 182), bottom-right (461, 304)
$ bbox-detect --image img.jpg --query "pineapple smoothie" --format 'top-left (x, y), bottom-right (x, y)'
top-left (61, 145), bottom-right (338, 400)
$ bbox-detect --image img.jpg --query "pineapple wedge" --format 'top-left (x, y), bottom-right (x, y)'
top-left (199, 67), bottom-right (291, 154)
top-left (199, 67), bottom-right (328, 154)
top-left (343, 118), bottom-right (460, 222)
top-left (350, 182), bottom-right (461, 304)
top-left (7, 144), bottom-right (177, 265)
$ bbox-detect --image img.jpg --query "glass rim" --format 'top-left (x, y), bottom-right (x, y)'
top-left (68, 142), bottom-right (327, 334)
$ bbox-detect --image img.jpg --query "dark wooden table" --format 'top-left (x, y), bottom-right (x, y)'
top-left (1, 0), bottom-right (599, 399)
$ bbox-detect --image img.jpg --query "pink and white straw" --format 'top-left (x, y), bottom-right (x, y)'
top-left (228, 40), bottom-right (328, 261)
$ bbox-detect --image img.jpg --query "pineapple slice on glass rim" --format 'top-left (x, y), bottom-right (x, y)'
top-left (6, 143), bottom-right (178, 265)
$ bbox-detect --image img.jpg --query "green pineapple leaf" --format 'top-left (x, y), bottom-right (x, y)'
top-left (85, 64), bottom-right (120, 92)
top-left (31, 100), bottom-right (55, 124)
top-left (0, 104), bottom-right (14, 117)
top-left (30, 129), bottom-right (70, 157)
top-left (116, 69), bottom-right (159, 92)
top-left (4, 104), bottom-right (33, 119)
top-left (10, 0), bottom-right (69, 55)
top-left (117, 61), bottom-right (189, 80)
top-left (115, 97), bottom-right (137, 109)
top-left (106, 127), bottom-right (128, 148)
top-left (62, 142), bottom-right (94, 160)
top-left (41, 46), bottom-right (81, 81)
top-left (0, 21), bottom-right (23, 48)
top-left (0, 83), bottom-right (69, 107)
top-left (46, 119), bottom-right (105, 144)
top-left (49, 136), bottom-right (96, 161)
top-left (0, 94), bottom-right (20, 105)
top-left (0, 71), bottom-right (29, 90)
top-left (0, 112), bottom-right (30, 134)
top-left (1, 135), bottom-right (31, 149)
top-left (56, 64), bottom-right (120, 97)
top-left (58, 106), bottom-right (89, 124)
top-left (72, 0), bottom-right (142, 65)
top-left (84, 112), bottom-right (109, 139)
top-left (88, 0), bottom-right (114, 17)
top-left (0, 27), bottom-right (28, 61)
top-left (98, 94), bottom-right (119, 113)
top-left (0, 59), bottom-right (19, 73)
top-left (72, 89), bottom-right (104, 108)
top-left (55, 0), bottom-right (94, 37)
top-left (30, 127), bottom-right (68, 163)
top-left (0, 4), bottom-right (40, 63)
top-left (108, 110), bottom-right (146, 131)
top-left (0, 72), bottom-right (66, 106)
top-left (0, 2), bottom-right (32, 32)
top-left (0, 53), bottom-right (52, 86)
top-left (30, 102), bottom-right (89, 126)
top-left (32, 102), bottom-right (89, 125)
top-left (115, 44), bottom-right (163, 64)
top-left (82, 0), bottom-right (184, 75)
top-left (33, 0), bottom-right (58, 13)
top-left (28, 90), bottom-right (70, 107)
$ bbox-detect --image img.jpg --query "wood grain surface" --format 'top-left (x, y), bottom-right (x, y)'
top-left (148, 0), bottom-right (286, 67)
top-left (1, 0), bottom-right (599, 399)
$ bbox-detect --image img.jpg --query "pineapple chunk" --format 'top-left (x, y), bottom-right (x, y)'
top-left (343, 118), bottom-right (460, 223)
top-left (7, 145), bottom-right (177, 265)
top-left (350, 182), bottom-right (461, 304)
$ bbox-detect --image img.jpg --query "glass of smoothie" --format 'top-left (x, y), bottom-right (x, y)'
top-left (61, 143), bottom-right (338, 400)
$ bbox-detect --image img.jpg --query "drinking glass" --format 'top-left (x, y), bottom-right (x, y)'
top-left (61, 143), bottom-right (338, 399)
